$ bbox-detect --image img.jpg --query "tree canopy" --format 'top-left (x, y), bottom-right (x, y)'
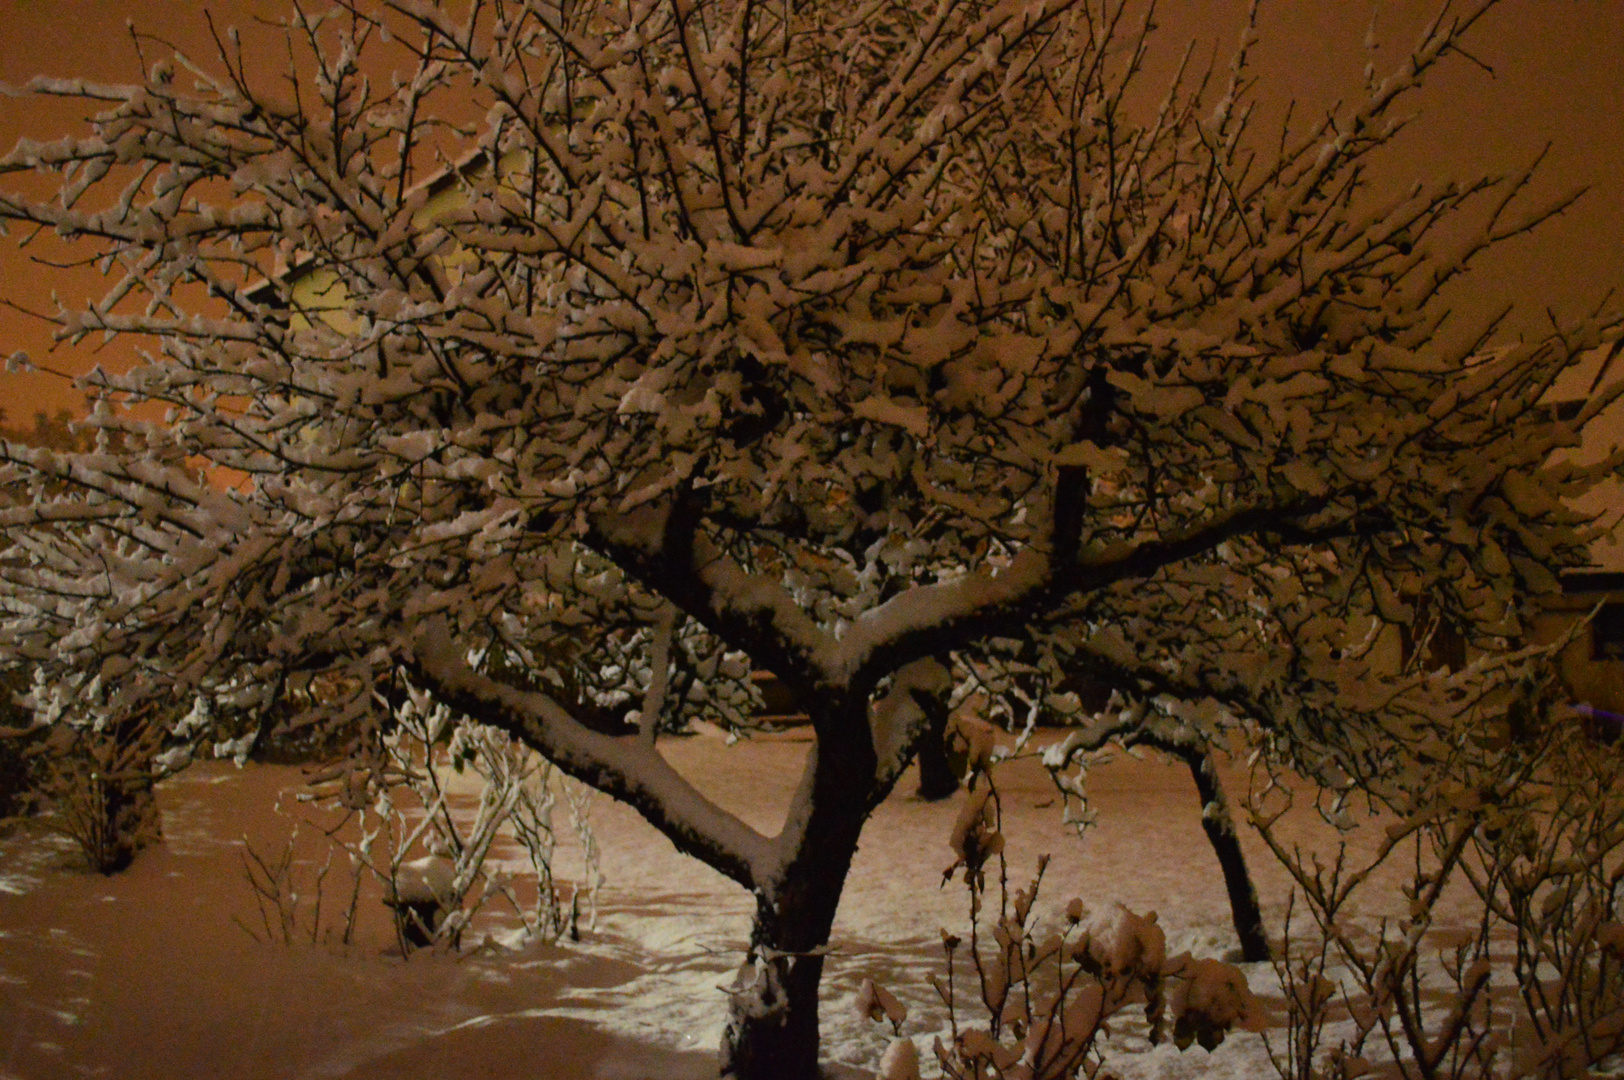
top-left (1, 0), bottom-right (1619, 1074)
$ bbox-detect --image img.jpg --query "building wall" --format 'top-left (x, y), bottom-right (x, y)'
top-left (1532, 587), bottom-right (1624, 726)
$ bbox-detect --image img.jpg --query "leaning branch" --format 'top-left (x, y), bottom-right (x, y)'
top-left (406, 616), bottom-right (772, 889)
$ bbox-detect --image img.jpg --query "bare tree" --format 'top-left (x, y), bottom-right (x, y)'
top-left (0, 0), bottom-right (1618, 1074)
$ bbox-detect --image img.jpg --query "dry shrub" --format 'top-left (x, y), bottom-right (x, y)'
top-left (1253, 716), bottom-right (1624, 1080)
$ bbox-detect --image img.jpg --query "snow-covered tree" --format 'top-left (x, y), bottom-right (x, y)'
top-left (0, 0), bottom-right (1618, 1074)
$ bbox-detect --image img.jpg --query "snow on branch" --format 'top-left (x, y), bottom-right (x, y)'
top-left (408, 615), bottom-right (773, 889)
top-left (0, 9), bottom-right (1620, 1066)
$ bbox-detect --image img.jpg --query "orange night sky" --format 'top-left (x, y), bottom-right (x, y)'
top-left (1, 0), bottom-right (1621, 426)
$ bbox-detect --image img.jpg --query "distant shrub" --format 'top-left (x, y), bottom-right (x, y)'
top-left (35, 715), bottom-right (163, 874)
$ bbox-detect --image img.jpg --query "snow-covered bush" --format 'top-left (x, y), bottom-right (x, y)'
top-left (1, 0), bottom-right (1619, 1073)
top-left (0, 666), bottom-right (42, 822)
top-left (238, 688), bottom-right (601, 953)
top-left (34, 726), bottom-right (163, 875)
top-left (0, 416), bottom-right (160, 865)
top-left (914, 771), bottom-right (1262, 1079)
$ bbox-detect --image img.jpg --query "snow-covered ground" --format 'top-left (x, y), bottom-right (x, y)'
top-left (0, 724), bottom-right (1480, 1079)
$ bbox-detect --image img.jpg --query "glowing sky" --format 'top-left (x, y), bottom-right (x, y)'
top-left (0, 0), bottom-right (1620, 423)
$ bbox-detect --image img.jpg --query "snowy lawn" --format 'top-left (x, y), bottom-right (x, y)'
top-left (0, 725), bottom-right (1491, 1079)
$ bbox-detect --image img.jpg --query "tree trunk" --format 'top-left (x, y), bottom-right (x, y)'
top-left (1123, 730), bottom-right (1270, 963)
top-left (721, 841), bottom-right (865, 1079)
top-left (914, 700), bottom-right (959, 801)
top-left (721, 719), bottom-right (878, 1079)
top-left (721, 889), bottom-right (841, 1079)
top-left (1181, 750), bottom-right (1270, 962)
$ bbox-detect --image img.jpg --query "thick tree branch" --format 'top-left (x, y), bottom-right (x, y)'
top-left (406, 616), bottom-right (772, 890)
top-left (838, 493), bottom-right (1344, 689)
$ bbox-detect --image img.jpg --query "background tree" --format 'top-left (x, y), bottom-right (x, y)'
top-left (0, 0), bottom-right (1618, 1075)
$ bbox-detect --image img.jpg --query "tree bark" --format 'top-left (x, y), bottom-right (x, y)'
top-left (1117, 727), bottom-right (1266, 961)
top-left (1114, 728), bottom-right (1269, 963)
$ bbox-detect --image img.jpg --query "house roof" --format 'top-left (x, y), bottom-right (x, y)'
top-left (240, 147), bottom-right (495, 307)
